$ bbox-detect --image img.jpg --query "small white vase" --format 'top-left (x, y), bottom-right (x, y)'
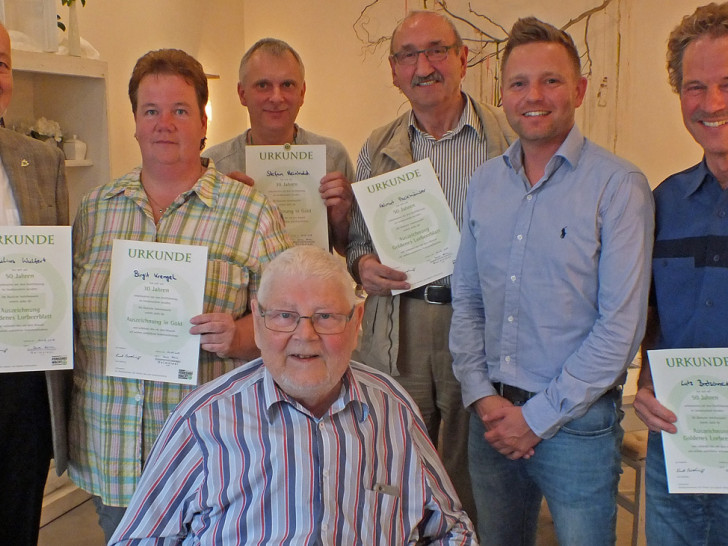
top-left (63, 134), bottom-right (87, 160)
top-left (68, 1), bottom-right (82, 57)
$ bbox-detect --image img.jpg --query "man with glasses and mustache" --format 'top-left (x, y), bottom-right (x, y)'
top-left (346, 10), bottom-right (514, 522)
top-left (109, 246), bottom-right (476, 545)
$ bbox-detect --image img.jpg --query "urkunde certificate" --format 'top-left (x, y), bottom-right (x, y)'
top-left (106, 240), bottom-right (207, 386)
top-left (0, 226), bottom-right (72, 372)
top-left (351, 159), bottom-right (460, 295)
top-left (648, 348), bottom-right (728, 493)
top-left (245, 144), bottom-right (328, 250)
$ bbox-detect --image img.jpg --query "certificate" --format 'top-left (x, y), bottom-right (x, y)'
top-left (648, 348), bottom-right (728, 493)
top-left (106, 240), bottom-right (208, 385)
top-left (245, 144), bottom-right (328, 250)
top-left (351, 159), bottom-right (460, 295)
top-left (0, 226), bottom-right (72, 372)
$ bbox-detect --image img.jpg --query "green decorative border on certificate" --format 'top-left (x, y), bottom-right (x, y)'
top-left (373, 190), bottom-right (452, 266)
top-left (0, 253), bottom-right (67, 346)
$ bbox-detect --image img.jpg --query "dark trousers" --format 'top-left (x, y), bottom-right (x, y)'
top-left (0, 372), bottom-right (53, 546)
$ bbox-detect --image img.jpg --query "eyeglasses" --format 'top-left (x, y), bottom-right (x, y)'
top-left (391, 44), bottom-right (457, 65)
top-left (258, 306), bottom-right (356, 335)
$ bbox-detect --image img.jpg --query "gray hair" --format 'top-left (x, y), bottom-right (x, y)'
top-left (239, 38), bottom-right (305, 84)
top-left (257, 246), bottom-right (357, 307)
top-left (390, 10), bottom-right (464, 55)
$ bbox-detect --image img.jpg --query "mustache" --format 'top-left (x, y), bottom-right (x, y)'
top-left (692, 109), bottom-right (728, 123)
top-left (411, 72), bottom-right (444, 87)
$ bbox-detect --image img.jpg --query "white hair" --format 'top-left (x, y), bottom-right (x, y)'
top-left (257, 246), bottom-right (357, 307)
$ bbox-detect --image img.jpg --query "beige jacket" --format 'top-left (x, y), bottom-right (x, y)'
top-left (351, 98), bottom-right (514, 375)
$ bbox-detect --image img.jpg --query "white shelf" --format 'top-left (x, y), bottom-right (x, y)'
top-left (7, 50), bottom-right (110, 216)
top-left (65, 159), bottom-right (93, 167)
top-left (12, 49), bottom-right (107, 79)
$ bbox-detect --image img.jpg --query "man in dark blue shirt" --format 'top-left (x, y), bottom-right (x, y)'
top-left (634, 3), bottom-right (728, 544)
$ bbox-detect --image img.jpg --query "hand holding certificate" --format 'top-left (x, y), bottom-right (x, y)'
top-left (0, 226), bottom-right (72, 372)
top-left (351, 159), bottom-right (460, 295)
top-left (648, 348), bottom-right (728, 493)
top-left (245, 144), bottom-right (328, 250)
top-left (106, 240), bottom-right (207, 385)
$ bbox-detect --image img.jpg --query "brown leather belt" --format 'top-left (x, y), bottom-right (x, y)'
top-left (401, 285), bottom-right (452, 304)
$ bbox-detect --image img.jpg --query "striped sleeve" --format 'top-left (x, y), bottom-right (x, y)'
top-left (109, 415), bottom-right (205, 545)
top-left (346, 141), bottom-right (376, 279)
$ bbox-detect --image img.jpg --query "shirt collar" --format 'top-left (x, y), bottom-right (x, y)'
top-left (684, 158), bottom-right (717, 198)
top-left (407, 92), bottom-right (483, 141)
top-left (261, 366), bottom-right (369, 423)
top-left (101, 158), bottom-right (218, 209)
top-left (502, 124), bottom-right (585, 187)
top-left (244, 124), bottom-right (301, 145)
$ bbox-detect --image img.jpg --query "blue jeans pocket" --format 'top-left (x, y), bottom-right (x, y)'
top-left (560, 396), bottom-right (618, 437)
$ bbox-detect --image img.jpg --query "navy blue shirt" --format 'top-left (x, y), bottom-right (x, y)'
top-left (653, 159), bottom-right (728, 349)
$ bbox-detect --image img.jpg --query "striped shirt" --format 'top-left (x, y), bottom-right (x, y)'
top-left (69, 160), bottom-right (291, 506)
top-left (349, 95), bottom-right (489, 285)
top-left (109, 360), bottom-right (476, 545)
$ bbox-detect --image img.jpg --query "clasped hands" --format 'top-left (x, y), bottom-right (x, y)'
top-left (474, 395), bottom-right (542, 460)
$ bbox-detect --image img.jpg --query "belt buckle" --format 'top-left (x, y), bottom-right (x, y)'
top-left (424, 285), bottom-right (445, 305)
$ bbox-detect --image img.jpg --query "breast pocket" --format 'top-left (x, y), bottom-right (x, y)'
top-left (203, 260), bottom-right (249, 316)
top-left (359, 480), bottom-right (404, 544)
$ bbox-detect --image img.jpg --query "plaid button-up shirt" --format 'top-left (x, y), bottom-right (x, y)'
top-left (69, 160), bottom-right (291, 505)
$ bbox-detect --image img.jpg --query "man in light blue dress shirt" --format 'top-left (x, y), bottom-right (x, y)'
top-left (450, 17), bottom-right (654, 545)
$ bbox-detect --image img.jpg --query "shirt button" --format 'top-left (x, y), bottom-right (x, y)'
top-left (319, 422), bottom-right (325, 430)
top-left (135, 394), bottom-right (142, 402)
top-left (714, 255), bottom-right (721, 262)
top-left (510, 275), bottom-right (516, 282)
top-left (517, 234), bottom-right (523, 241)
top-left (507, 315), bottom-right (514, 322)
top-left (718, 210), bottom-right (726, 218)
top-left (706, 299), bottom-right (714, 307)
top-left (526, 195), bottom-right (533, 201)
top-left (505, 356), bottom-right (511, 362)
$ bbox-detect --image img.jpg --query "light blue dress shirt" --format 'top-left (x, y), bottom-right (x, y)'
top-left (450, 125), bottom-right (654, 439)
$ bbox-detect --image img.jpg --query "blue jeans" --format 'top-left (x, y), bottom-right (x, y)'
top-left (646, 431), bottom-right (728, 545)
top-left (469, 393), bottom-right (623, 546)
top-left (92, 496), bottom-right (127, 544)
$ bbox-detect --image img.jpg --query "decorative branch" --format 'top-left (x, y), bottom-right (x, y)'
top-left (562, 0), bottom-right (614, 30)
top-left (354, 0), bottom-right (615, 78)
top-left (439, 1), bottom-right (505, 42)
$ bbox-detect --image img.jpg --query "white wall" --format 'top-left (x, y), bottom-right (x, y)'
top-left (69, 0), bottom-right (707, 187)
top-left (71, 0), bottom-right (246, 177)
top-left (615, 0), bottom-right (704, 186)
top-left (239, 2), bottom-right (406, 165)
